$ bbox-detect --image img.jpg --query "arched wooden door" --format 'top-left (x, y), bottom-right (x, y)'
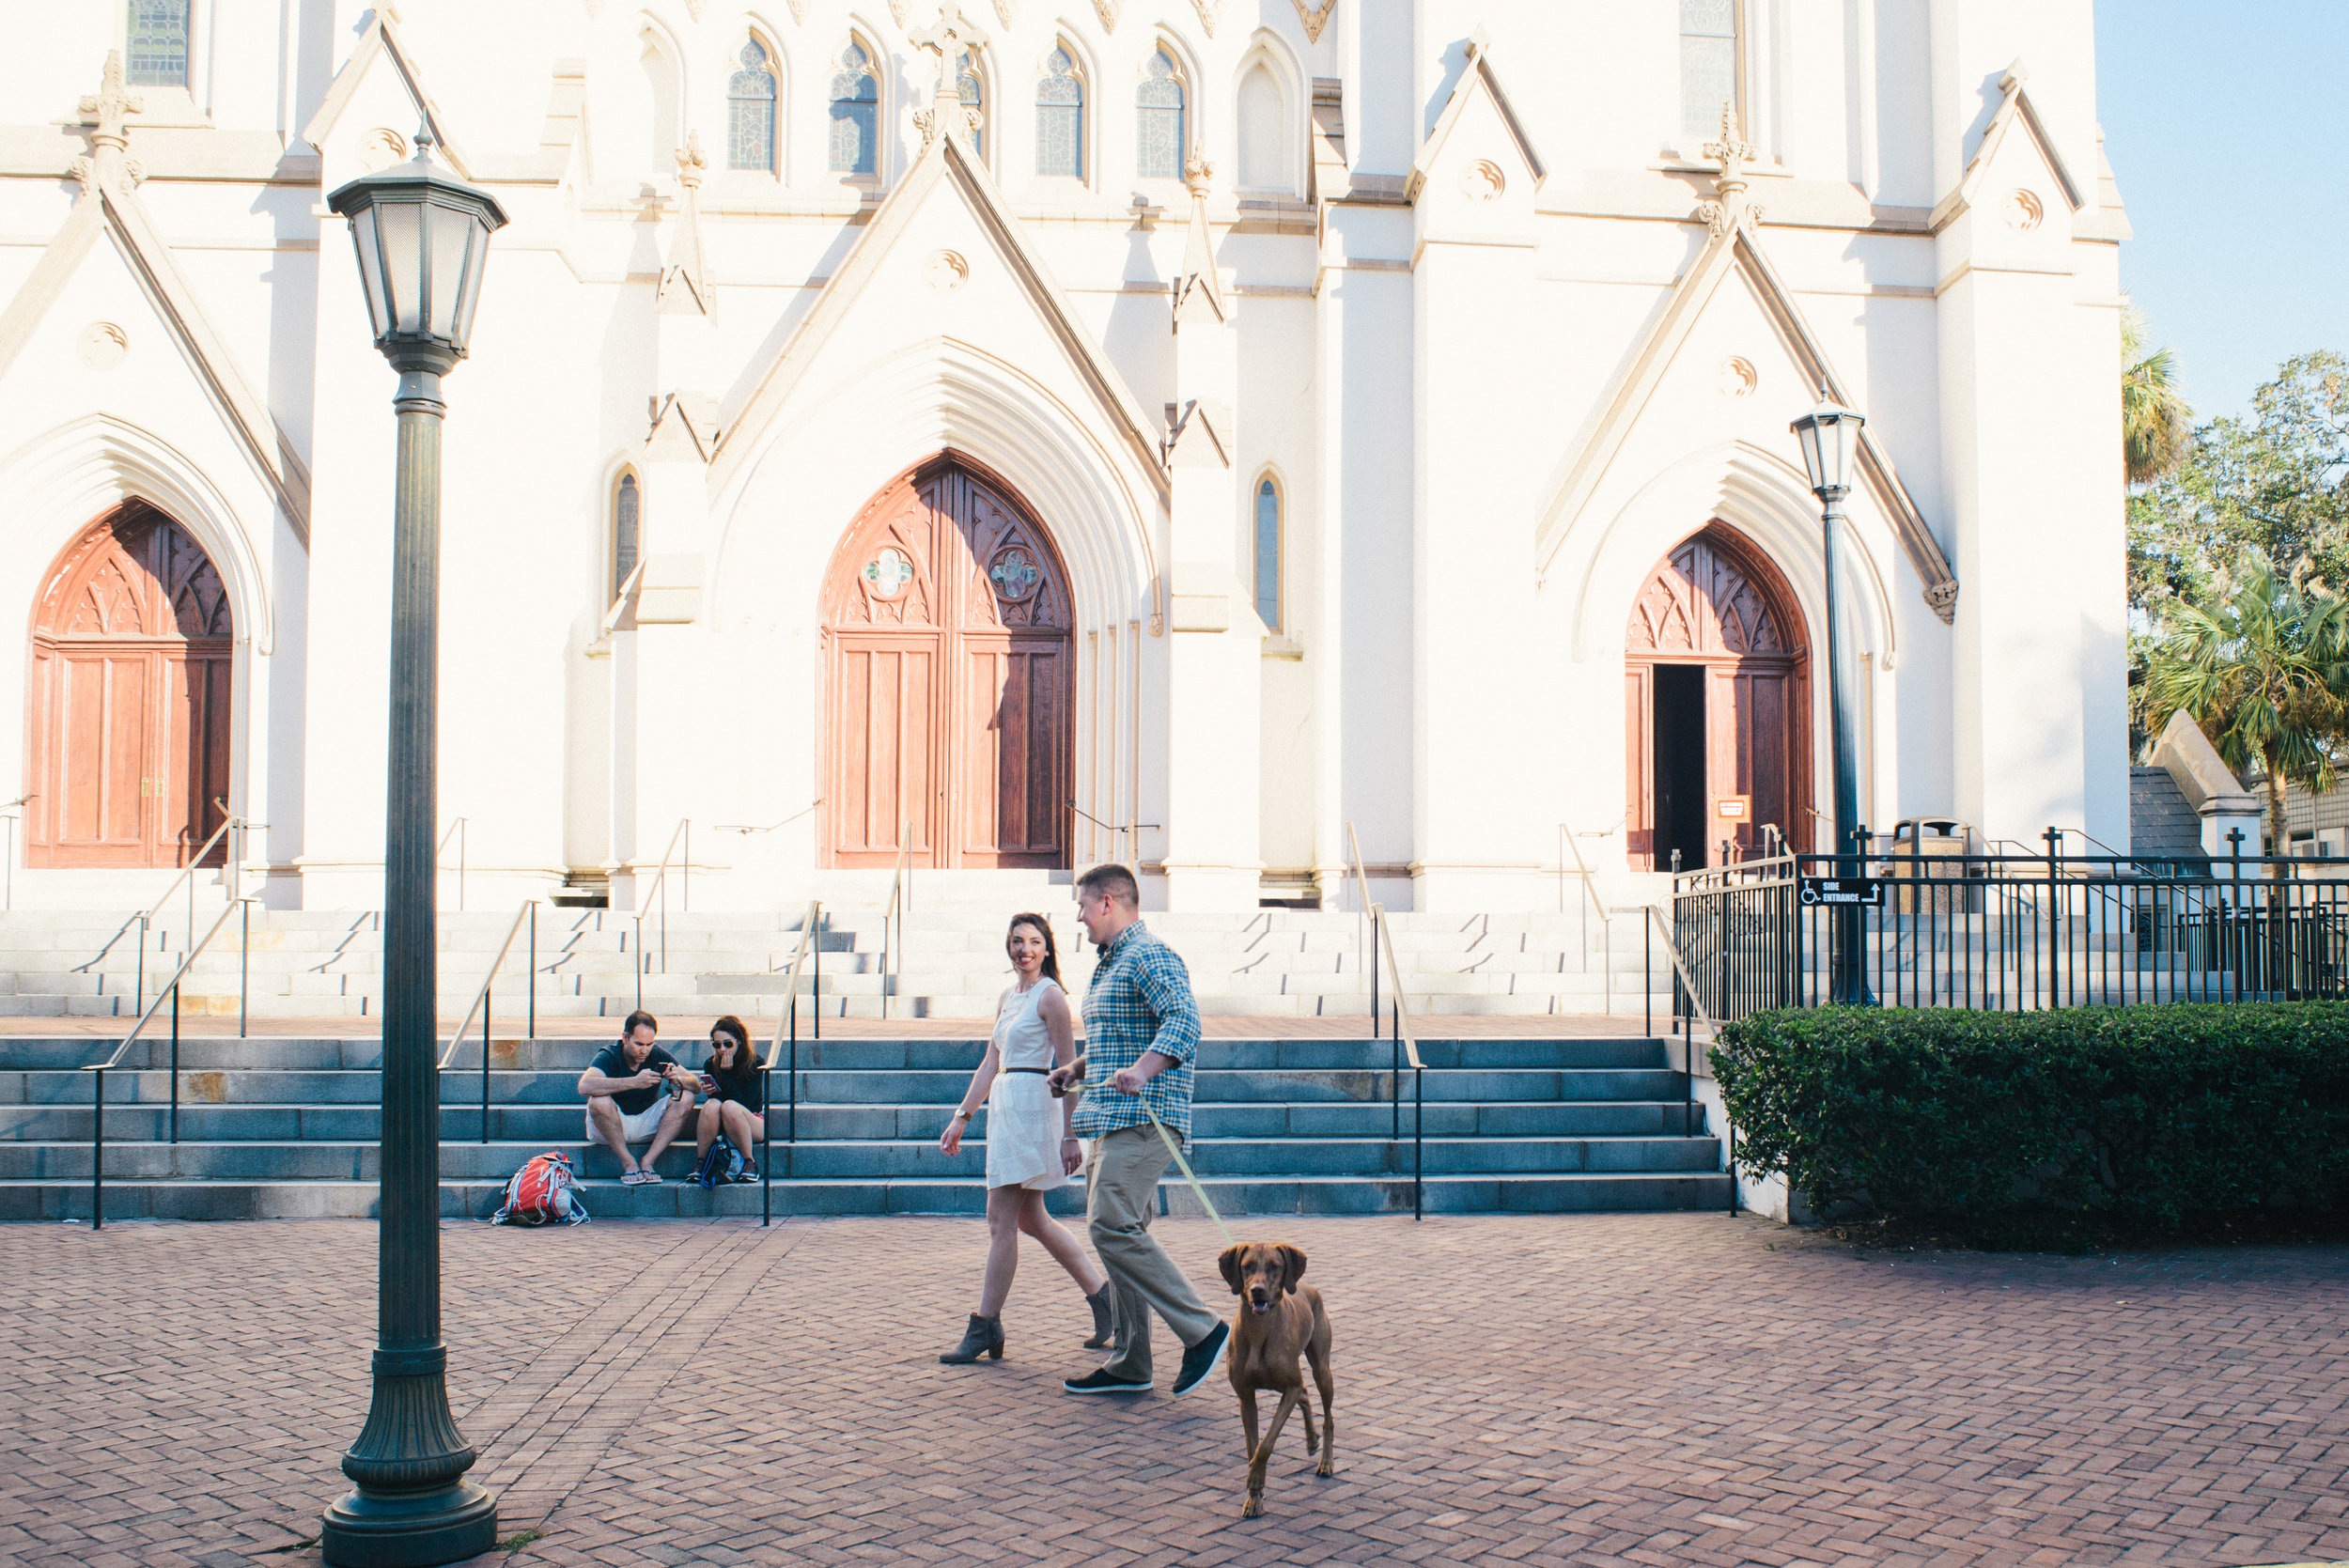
top-left (1625, 524), bottom-right (1810, 870)
top-left (26, 502), bottom-right (234, 868)
top-left (821, 456), bottom-right (1072, 868)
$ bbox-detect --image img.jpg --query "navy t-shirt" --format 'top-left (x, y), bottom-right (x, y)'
top-left (588, 1042), bottom-right (678, 1115)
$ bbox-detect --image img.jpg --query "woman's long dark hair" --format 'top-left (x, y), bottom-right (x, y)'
top-left (706, 1015), bottom-right (759, 1091)
top-left (1006, 913), bottom-right (1065, 989)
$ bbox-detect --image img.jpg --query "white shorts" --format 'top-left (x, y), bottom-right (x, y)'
top-left (589, 1093), bottom-right (678, 1144)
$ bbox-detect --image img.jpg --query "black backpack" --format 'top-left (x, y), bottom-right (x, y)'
top-left (690, 1132), bottom-right (753, 1188)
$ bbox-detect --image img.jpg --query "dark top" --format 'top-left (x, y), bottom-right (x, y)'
top-left (701, 1061), bottom-right (764, 1114)
top-left (588, 1041), bottom-right (679, 1116)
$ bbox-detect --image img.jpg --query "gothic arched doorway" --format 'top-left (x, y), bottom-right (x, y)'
top-left (1625, 523), bottom-right (1810, 870)
top-left (821, 455), bottom-right (1072, 868)
top-left (25, 502), bottom-right (234, 868)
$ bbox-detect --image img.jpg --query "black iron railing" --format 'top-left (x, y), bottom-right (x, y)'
top-left (1671, 837), bottom-right (2349, 1024)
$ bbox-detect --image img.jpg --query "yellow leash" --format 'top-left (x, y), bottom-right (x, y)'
top-left (1070, 1066), bottom-right (1235, 1248)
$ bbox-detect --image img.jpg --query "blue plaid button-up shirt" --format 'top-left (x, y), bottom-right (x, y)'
top-left (1071, 920), bottom-right (1202, 1144)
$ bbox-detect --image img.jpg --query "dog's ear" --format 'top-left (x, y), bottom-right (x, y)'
top-left (1278, 1243), bottom-right (1307, 1294)
top-left (1217, 1244), bottom-right (1247, 1296)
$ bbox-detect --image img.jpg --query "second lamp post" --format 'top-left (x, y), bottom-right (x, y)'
top-left (1791, 390), bottom-right (1877, 1008)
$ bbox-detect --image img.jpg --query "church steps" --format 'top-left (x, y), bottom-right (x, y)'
top-left (0, 1029), bottom-right (1729, 1219)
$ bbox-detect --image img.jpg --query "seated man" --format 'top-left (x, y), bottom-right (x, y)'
top-left (579, 1009), bottom-right (698, 1185)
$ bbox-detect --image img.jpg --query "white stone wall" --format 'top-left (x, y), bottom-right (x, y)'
top-left (0, 0), bottom-right (2127, 914)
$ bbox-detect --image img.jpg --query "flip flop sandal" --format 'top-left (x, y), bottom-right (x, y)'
top-left (620, 1171), bottom-right (650, 1186)
top-left (639, 1171), bottom-right (663, 1184)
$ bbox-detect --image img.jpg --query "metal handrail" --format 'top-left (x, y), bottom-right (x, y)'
top-left (631, 817), bottom-right (691, 1008)
top-left (1558, 819), bottom-right (1620, 1016)
top-left (81, 895), bottom-right (253, 1230)
top-left (879, 826), bottom-right (910, 1020)
top-left (436, 901), bottom-right (539, 1149)
top-left (1344, 821), bottom-right (1382, 1038)
top-left (758, 899), bottom-right (823, 1226)
top-left (439, 817), bottom-right (467, 911)
top-left (1367, 903), bottom-right (1425, 1220)
top-left (715, 800), bottom-right (823, 834)
top-left (1070, 799), bottom-right (1158, 864)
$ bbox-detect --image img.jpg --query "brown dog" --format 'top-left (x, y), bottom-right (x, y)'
top-left (1217, 1240), bottom-right (1336, 1517)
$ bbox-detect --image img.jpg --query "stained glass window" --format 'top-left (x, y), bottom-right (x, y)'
top-left (830, 42), bottom-right (879, 176)
top-left (127, 0), bottom-right (190, 88)
top-left (613, 474), bottom-right (641, 603)
top-left (1136, 49), bottom-right (1185, 180)
top-left (1679, 0), bottom-right (1737, 144)
top-left (728, 39), bottom-right (777, 172)
top-left (958, 49), bottom-right (985, 161)
top-left (1254, 479), bottom-right (1281, 632)
top-left (1035, 48), bottom-right (1082, 178)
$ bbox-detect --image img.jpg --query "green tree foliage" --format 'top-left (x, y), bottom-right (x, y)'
top-left (2139, 551), bottom-right (2349, 849)
top-left (2129, 350), bottom-right (2349, 624)
top-left (2121, 303), bottom-right (2191, 487)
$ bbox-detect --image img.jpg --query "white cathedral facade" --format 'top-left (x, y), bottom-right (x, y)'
top-left (0, 1), bottom-right (2129, 916)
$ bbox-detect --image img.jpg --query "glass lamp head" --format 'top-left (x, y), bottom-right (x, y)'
top-left (1790, 390), bottom-right (1865, 499)
top-left (326, 132), bottom-right (508, 376)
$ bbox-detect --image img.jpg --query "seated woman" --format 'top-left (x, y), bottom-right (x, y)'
top-left (692, 1014), bottom-right (765, 1179)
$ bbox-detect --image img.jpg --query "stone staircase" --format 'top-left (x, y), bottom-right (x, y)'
top-left (0, 902), bottom-right (1673, 1023)
top-left (0, 1032), bottom-right (1732, 1220)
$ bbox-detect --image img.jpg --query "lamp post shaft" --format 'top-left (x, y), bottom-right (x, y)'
top-left (1820, 489), bottom-right (1874, 1006)
top-left (321, 369), bottom-right (496, 1568)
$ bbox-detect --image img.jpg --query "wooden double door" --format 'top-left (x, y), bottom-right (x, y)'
top-left (1625, 525), bottom-right (1811, 870)
top-left (822, 458), bottom-right (1071, 868)
top-left (25, 504), bottom-right (233, 868)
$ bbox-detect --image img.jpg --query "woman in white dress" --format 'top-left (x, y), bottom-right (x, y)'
top-left (937, 913), bottom-right (1114, 1364)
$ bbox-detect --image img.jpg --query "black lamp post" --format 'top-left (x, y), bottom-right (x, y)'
top-left (1791, 390), bottom-right (1876, 1007)
top-left (319, 132), bottom-right (506, 1568)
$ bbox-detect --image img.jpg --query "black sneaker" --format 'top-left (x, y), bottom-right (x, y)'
top-left (1170, 1320), bottom-right (1230, 1396)
top-left (1063, 1367), bottom-right (1154, 1395)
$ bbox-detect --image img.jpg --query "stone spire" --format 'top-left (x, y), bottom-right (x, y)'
top-left (911, 1), bottom-right (987, 149)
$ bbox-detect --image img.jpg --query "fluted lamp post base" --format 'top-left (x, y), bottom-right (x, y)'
top-left (321, 1481), bottom-right (496, 1568)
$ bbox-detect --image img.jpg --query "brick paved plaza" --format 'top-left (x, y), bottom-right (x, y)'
top-left (5, 1214), bottom-right (2346, 1568)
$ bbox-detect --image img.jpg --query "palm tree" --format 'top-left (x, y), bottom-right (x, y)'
top-left (2122, 300), bottom-right (2192, 486)
top-left (2140, 553), bottom-right (2349, 855)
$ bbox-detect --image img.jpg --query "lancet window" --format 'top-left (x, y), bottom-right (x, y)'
top-left (1035, 48), bottom-right (1083, 178)
top-left (958, 49), bottom-right (986, 161)
top-left (728, 39), bottom-right (778, 172)
top-left (612, 473), bottom-right (641, 605)
top-left (1136, 48), bottom-right (1186, 179)
top-left (830, 41), bottom-right (879, 176)
top-left (127, 0), bottom-right (190, 87)
top-left (1678, 0), bottom-right (1739, 143)
top-left (1253, 477), bottom-right (1283, 632)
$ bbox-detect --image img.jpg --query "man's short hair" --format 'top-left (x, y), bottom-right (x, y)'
top-left (1077, 863), bottom-right (1140, 908)
top-left (623, 1009), bottom-right (659, 1039)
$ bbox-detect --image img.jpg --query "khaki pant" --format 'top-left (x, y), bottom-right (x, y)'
top-left (1087, 1124), bottom-right (1220, 1381)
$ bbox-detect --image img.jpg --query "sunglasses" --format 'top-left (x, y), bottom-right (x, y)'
top-left (710, 1038), bottom-right (742, 1051)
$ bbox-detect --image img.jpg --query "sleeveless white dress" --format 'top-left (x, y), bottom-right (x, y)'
top-left (984, 979), bottom-right (1070, 1190)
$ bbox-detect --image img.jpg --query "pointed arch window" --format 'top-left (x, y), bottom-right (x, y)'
top-left (1678, 0), bottom-right (1740, 144)
top-left (1136, 49), bottom-right (1186, 179)
top-left (1236, 62), bottom-right (1285, 193)
top-left (1035, 48), bottom-right (1083, 178)
top-left (1253, 477), bottom-right (1282, 632)
top-left (126, 0), bottom-right (191, 87)
top-left (830, 41), bottom-right (879, 176)
top-left (612, 474), bottom-right (642, 605)
top-left (957, 48), bottom-right (987, 161)
top-left (728, 39), bottom-right (778, 172)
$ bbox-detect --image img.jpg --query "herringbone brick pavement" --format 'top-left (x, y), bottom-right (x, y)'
top-left (2, 1215), bottom-right (2345, 1568)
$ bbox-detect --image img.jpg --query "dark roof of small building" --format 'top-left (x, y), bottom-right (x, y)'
top-left (2131, 765), bottom-right (2204, 864)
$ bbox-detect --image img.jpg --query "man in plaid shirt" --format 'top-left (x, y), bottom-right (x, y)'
top-left (1049, 863), bottom-right (1230, 1396)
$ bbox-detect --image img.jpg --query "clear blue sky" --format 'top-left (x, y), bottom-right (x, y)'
top-left (2094, 1), bottom-right (2348, 423)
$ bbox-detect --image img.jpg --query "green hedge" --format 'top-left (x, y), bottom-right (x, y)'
top-left (1710, 1003), bottom-right (2349, 1232)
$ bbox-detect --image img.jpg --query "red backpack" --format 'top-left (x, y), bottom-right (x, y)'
top-left (491, 1152), bottom-right (589, 1225)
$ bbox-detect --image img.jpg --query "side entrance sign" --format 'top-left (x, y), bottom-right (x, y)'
top-left (1798, 877), bottom-right (1882, 906)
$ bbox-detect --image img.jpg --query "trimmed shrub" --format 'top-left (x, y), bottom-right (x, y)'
top-left (1711, 1004), bottom-right (2349, 1232)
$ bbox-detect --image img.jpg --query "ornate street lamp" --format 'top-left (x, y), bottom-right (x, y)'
top-left (1791, 390), bottom-right (1876, 1007)
top-left (319, 132), bottom-right (506, 1568)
